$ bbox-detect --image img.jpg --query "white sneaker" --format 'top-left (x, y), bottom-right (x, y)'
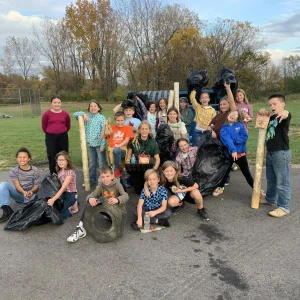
top-left (67, 226), bottom-right (86, 243)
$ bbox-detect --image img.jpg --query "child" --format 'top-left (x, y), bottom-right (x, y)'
top-left (47, 151), bottom-right (77, 220)
top-left (147, 101), bottom-right (157, 137)
top-left (259, 94), bottom-right (291, 218)
top-left (179, 97), bottom-right (194, 134)
top-left (103, 111), bottom-right (134, 178)
top-left (147, 161), bottom-right (209, 221)
top-left (67, 165), bottom-right (129, 242)
top-left (0, 147), bottom-right (40, 222)
top-left (214, 110), bottom-right (260, 197)
top-left (156, 98), bottom-right (168, 128)
top-left (234, 89), bottom-right (253, 131)
top-left (73, 100), bottom-right (106, 186)
top-left (190, 90), bottom-right (216, 146)
top-left (175, 138), bottom-right (198, 178)
top-left (131, 169), bottom-right (172, 230)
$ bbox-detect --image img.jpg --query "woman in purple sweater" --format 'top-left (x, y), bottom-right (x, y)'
top-left (42, 96), bottom-right (70, 174)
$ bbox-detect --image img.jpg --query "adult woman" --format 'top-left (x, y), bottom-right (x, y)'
top-left (42, 96), bottom-right (70, 174)
top-left (126, 120), bottom-right (160, 194)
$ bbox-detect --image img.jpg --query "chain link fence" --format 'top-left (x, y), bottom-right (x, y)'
top-left (0, 88), bottom-right (41, 118)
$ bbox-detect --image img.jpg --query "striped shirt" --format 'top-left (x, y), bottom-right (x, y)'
top-left (57, 169), bottom-right (77, 193)
top-left (9, 165), bottom-right (40, 191)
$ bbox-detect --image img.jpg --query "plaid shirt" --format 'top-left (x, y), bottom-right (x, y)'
top-left (190, 91), bottom-right (216, 128)
top-left (176, 146), bottom-right (198, 176)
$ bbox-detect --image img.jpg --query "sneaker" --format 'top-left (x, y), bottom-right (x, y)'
top-left (231, 165), bottom-right (238, 171)
top-left (67, 226), bottom-right (86, 243)
top-left (0, 205), bottom-right (14, 222)
top-left (197, 207), bottom-right (210, 221)
top-left (157, 219), bottom-right (170, 227)
top-left (269, 208), bottom-right (288, 218)
top-left (212, 187), bottom-right (224, 197)
top-left (114, 169), bottom-right (121, 178)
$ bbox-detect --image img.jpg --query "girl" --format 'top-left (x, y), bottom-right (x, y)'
top-left (167, 107), bottom-right (187, 159)
top-left (147, 101), bottom-right (157, 137)
top-left (179, 97), bottom-right (194, 134)
top-left (156, 98), bottom-right (168, 129)
top-left (213, 110), bottom-right (264, 197)
top-left (73, 100), bottom-right (106, 186)
top-left (0, 147), bottom-right (40, 222)
top-left (175, 138), bottom-right (198, 178)
top-left (42, 96), bottom-right (70, 175)
top-left (126, 121), bottom-right (160, 194)
top-left (131, 169), bottom-right (172, 230)
top-left (145, 161), bottom-right (209, 221)
top-left (47, 151), bottom-right (77, 220)
top-left (234, 89), bottom-right (253, 131)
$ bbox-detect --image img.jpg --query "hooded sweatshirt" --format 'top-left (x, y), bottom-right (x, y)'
top-left (220, 122), bottom-right (248, 154)
top-left (86, 178), bottom-right (129, 211)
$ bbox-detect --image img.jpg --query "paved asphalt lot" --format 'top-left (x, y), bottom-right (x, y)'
top-left (0, 168), bottom-right (299, 300)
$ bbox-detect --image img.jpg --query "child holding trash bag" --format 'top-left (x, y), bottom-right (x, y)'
top-left (67, 165), bottom-right (129, 243)
top-left (47, 151), bottom-right (78, 220)
top-left (73, 100), bottom-right (106, 186)
top-left (0, 147), bottom-right (40, 222)
top-left (131, 169), bottom-right (172, 230)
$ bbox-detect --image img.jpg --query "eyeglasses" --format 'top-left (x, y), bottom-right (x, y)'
top-left (56, 159), bottom-right (66, 162)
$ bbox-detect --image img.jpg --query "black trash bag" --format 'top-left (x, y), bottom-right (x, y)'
top-left (192, 133), bottom-right (230, 196)
top-left (156, 123), bottom-right (175, 165)
top-left (187, 70), bottom-right (209, 102)
top-left (37, 174), bottom-right (64, 212)
top-left (4, 199), bottom-right (63, 231)
top-left (135, 92), bottom-right (149, 108)
top-left (212, 67), bottom-right (238, 97)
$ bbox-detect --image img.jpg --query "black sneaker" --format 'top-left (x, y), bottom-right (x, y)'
top-left (157, 219), bottom-right (170, 227)
top-left (0, 205), bottom-right (14, 222)
top-left (197, 207), bottom-right (210, 221)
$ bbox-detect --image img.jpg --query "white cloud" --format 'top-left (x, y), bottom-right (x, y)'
top-left (264, 49), bottom-right (299, 65)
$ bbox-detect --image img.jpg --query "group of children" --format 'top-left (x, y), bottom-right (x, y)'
top-left (0, 89), bottom-right (292, 243)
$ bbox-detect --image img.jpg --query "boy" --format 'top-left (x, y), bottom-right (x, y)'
top-left (190, 90), bottom-right (216, 146)
top-left (131, 169), bottom-right (172, 230)
top-left (113, 103), bottom-right (141, 133)
top-left (259, 94), bottom-right (291, 217)
top-left (103, 111), bottom-right (134, 178)
top-left (67, 165), bottom-right (129, 242)
top-left (179, 97), bottom-right (194, 134)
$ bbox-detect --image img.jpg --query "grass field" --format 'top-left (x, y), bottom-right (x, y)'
top-left (0, 99), bottom-right (299, 171)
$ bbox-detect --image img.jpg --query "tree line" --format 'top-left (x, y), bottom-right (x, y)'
top-left (0, 0), bottom-right (299, 101)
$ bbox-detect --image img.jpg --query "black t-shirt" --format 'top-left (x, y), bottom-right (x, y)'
top-left (164, 176), bottom-right (195, 194)
top-left (266, 113), bottom-right (291, 152)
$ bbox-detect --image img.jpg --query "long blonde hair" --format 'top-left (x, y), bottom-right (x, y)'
top-left (132, 120), bottom-right (154, 150)
top-left (235, 89), bottom-right (249, 104)
top-left (160, 160), bottom-right (180, 187)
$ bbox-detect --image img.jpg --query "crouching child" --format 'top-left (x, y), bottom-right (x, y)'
top-left (131, 169), bottom-right (172, 230)
top-left (67, 165), bottom-right (129, 243)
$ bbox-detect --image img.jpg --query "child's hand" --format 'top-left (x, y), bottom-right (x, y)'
top-left (108, 197), bottom-right (119, 205)
top-left (276, 110), bottom-right (289, 123)
top-left (232, 152), bottom-right (238, 161)
top-left (47, 198), bottom-right (55, 206)
top-left (224, 82), bottom-right (231, 89)
top-left (146, 211), bottom-right (156, 217)
top-left (100, 147), bottom-right (105, 152)
top-left (27, 190), bottom-right (33, 198)
top-left (136, 219), bottom-right (143, 228)
top-left (23, 191), bottom-right (30, 200)
top-left (83, 114), bottom-right (90, 122)
top-left (144, 190), bottom-right (150, 198)
top-left (211, 130), bottom-right (217, 139)
top-left (258, 108), bottom-right (267, 115)
top-left (88, 198), bottom-right (98, 207)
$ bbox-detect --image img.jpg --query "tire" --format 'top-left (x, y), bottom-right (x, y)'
top-left (83, 202), bottom-right (126, 243)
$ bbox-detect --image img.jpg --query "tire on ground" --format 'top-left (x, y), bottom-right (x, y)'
top-left (83, 201), bottom-right (126, 243)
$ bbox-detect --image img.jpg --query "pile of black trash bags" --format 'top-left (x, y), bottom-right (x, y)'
top-left (4, 174), bottom-right (64, 231)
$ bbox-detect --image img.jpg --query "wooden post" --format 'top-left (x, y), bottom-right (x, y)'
top-left (78, 115), bottom-right (90, 191)
top-left (173, 82), bottom-right (180, 111)
top-left (251, 112), bottom-right (270, 209)
top-left (168, 90), bottom-right (175, 110)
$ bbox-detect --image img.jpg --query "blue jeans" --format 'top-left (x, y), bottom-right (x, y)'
top-left (266, 150), bottom-right (291, 213)
top-left (194, 129), bottom-right (205, 147)
top-left (113, 147), bottom-right (126, 170)
top-left (61, 192), bottom-right (77, 220)
top-left (0, 182), bottom-right (35, 207)
top-left (89, 146), bottom-right (106, 184)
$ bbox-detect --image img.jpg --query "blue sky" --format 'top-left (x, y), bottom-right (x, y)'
top-left (0, 0), bottom-right (300, 64)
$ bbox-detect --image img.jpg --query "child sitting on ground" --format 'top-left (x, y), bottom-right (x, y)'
top-left (131, 169), bottom-right (172, 230)
top-left (103, 111), bottom-right (134, 178)
top-left (259, 94), bottom-right (291, 218)
top-left (0, 147), bottom-right (40, 222)
top-left (67, 165), bottom-right (129, 242)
